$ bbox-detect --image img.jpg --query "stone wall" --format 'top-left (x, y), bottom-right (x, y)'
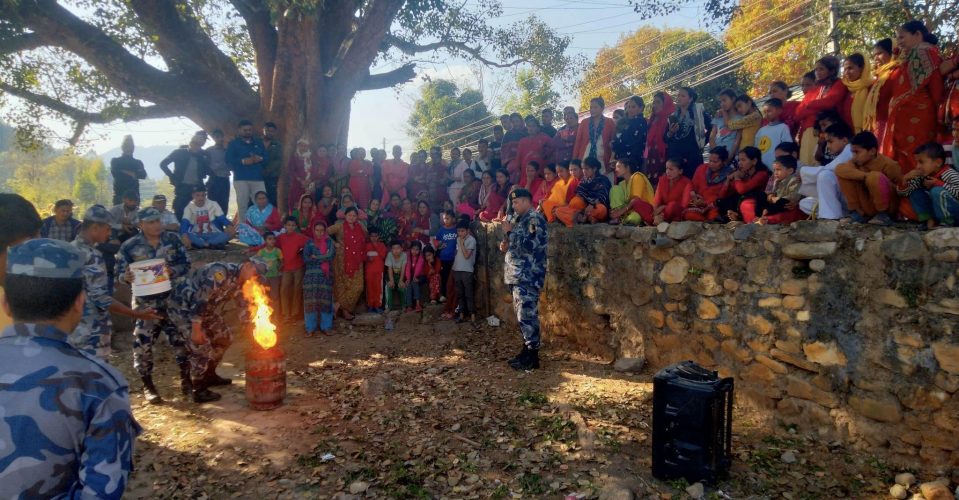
top-left (473, 221), bottom-right (959, 470)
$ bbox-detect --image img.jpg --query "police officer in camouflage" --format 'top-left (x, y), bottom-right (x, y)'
top-left (0, 239), bottom-right (141, 498)
top-left (498, 188), bottom-right (548, 370)
top-left (169, 260), bottom-right (261, 403)
top-left (71, 205), bottom-right (161, 358)
top-left (117, 207), bottom-right (192, 403)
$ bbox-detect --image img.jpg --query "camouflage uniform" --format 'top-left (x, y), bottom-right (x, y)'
top-left (169, 262), bottom-right (251, 380)
top-left (0, 239), bottom-right (141, 499)
top-left (504, 206), bottom-right (548, 349)
top-left (117, 209), bottom-right (191, 378)
top-left (70, 205), bottom-right (115, 358)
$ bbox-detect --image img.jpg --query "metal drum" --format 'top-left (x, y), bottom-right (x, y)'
top-left (245, 346), bottom-right (286, 410)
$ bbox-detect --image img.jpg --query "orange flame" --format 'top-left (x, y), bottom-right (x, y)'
top-left (242, 279), bottom-right (277, 349)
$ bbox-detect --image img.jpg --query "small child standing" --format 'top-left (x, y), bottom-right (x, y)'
top-left (899, 142), bottom-right (959, 228)
top-left (452, 220), bottom-right (477, 324)
top-left (435, 210), bottom-right (458, 302)
top-left (759, 156), bottom-right (803, 224)
top-left (256, 232), bottom-right (283, 315)
top-left (756, 98), bottom-right (794, 168)
top-left (384, 240), bottom-right (407, 311)
top-left (276, 216), bottom-right (310, 323)
top-left (403, 241), bottom-right (427, 312)
top-left (423, 246), bottom-right (442, 304)
top-left (364, 229), bottom-right (387, 313)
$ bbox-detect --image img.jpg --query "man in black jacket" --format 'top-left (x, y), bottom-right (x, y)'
top-left (160, 134), bottom-right (210, 220)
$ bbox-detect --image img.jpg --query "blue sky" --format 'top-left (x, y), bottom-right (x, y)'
top-left (77, 1), bottom-right (703, 158)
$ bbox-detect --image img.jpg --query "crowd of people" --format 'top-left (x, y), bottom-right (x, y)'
top-left (1, 16), bottom-right (958, 498)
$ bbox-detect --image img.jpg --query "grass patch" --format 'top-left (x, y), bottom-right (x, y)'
top-left (518, 473), bottom-right (547, 495)
top-left (536, 415), bottom-right (576, 442)
top-left (517, 389), bottom-right (548, 407)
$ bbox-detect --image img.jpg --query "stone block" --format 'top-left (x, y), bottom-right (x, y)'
top-left (716, 324), bottom-right (734, 337)
top-left (775, 339), bottom-right (802, 354)
top-left (919, 480), bottom-right (954, 500)
top-left (782, 241), bottom-right (838, 259)
top-left (758, 296), bottom-right (782, 308)
top-left (658, 256), bottom-right (689, 284)
top-left (630, 287), bottom-right (653, 307)
top-left (733, 224), bottom-right (756, 240)
top-left (666, 314), bottom-right (686, 334)
top-left (747, 314), bottom-right (774, 336)
top-left (933, 372), bottom-right (959, 393)
top-left (646, 310), bottom-right (665, 329)
top-left (723, 279), bottom-right (740, 292)
top-left (721, 339), bottom-right (753, 364)
top-left (849, 393), bottom-right (903, 423)
top-left (923, 227), bottom-right (959, 248)
top-left (747, 339), bottom-right (771, 354)
top-left (880, 232), bottom-right (928, 261)
top-left (676, 239), bottom-right (697, 256)
top-left (741, 361), bottom-right (776, 383)
top-left (613, 357), bottom-right (645, 373)
top-left (648, 246), bottom-right (673, 261)
top-left (779, 279), bottom-right (806, 296)
top-left (701, 335), bottom-right (720, 351)
top-left (747, 256), bottom-right (772, 284)
top-left (697, 298), bottom-right (720, 320)
top-left (755, 354), bottom-right (788, 374)
top-left (665, 284), bottom-right (687, 301)
top-left (932, 342), bottom-right (959, 374)
top-left (933, 249), bottom-right (959, 262)
top-left (872, 288), bottom-right (908, 308)
top-left (782, 295), bottom-right (805, 310)
top-left (897, 386), bottom-right (947, 411)
top-left (770, 348), bottom-right (820, 373)
top-left (892, 329), bottom-right (924, 348)
top-left (696, 229), bottom-right (735, 254)
top-left (666, 221), bottom-right (702, 240)
top-left (803, 341), bottom-right (848, 367)
top-left (809, 259), bottom-right (826, 272)
top-left (789, 220), bottom-right (839, 242)
top-left (786, 375), bottom-right (839, 408)
top-left (690, 273), bottom-right (723, 296)
top-left (922, 298), bottom-right (959, 316)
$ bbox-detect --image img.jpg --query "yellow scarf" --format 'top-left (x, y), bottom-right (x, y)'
top-left (862, 60), bottom-right (898, 134)
top-left (842, 59), bottom-right (875, 133)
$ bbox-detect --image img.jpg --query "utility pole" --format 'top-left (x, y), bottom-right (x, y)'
top-left (382, 137), bottom-right (386, 151)
top-left (827, 0), bottom-right (840, 54)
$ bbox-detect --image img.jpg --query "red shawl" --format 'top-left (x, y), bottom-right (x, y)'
top-left (409, 209), bottom-right (432, 244)
top-left (312, 223), bottom-right (332, 275)
top-left (646, 93), bottom-right (676, 164)
top-left (342, 221), bottom-right (365, 278)
top-left (516, 132), bottom-right (551, 184)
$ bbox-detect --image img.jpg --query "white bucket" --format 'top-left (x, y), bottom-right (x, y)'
top-left (130, 258), bottom-right (171, 297)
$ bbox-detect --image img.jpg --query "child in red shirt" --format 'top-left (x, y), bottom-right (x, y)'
top-left (364, 229), bottom-right (387, 313)
top-left (276, 216), bottom-right (310, 323)
top-left (423, 245), bottom-right (443, 304)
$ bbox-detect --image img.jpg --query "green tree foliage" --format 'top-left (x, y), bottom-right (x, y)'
top-left (502, 68), bottom-right (560, 118)
top-left (1, 147), bottom-right (108, 212)
top-left (73, 157), bottom-right (109, 207)
top-left (578, 27), bottom-right (743, 113)
top-left (407, 80), bottom-right (492, 151)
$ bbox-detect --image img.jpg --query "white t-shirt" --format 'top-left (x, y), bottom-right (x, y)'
top-left (756, 122), bottom-right (793, 168)
top-left (183, 200), bottom-right (225, 233)
top-left (452, 234), bottom-right (476, 272)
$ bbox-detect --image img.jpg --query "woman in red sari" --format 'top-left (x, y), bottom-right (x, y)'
top-left (288, 138), bottom-right (320, 214)
top-left (347, 147), bottom-right (373, 209)
top-left (573, 97), bottom-right (617, 173)
top-left (328, 207), bottom-right (367, 320)
top-left (882, 20), bottom-right (944, 175)
top-left (479, 169), bottom-right (511, 222)
top-left (940, 51), bottom-right (959, 129)
top-left (516, 117), bottom-right (550, 185)
top-left (796, 56), bottom-right (848, 165)
top-left (645, 91), bottom-right (676, 185)
top-left (406, 200), bottom-right (437, 245)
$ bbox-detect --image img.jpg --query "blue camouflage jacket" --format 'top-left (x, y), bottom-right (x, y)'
top-left (504, 209), bottom-right (548, 288)
top-left (0, 323), bottom-right (141, 499)
top-left (116, 231), bottom-right (191, 286)
top-left (70, 235), bottom-right (113, 352)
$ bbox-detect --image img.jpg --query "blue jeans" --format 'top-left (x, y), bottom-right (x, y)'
top-left (404, 281), bottom-right (424, 307)
top-left (186, 232), bottom-right (231, 249)
top-left (910, 187), bottom-right (959, 226)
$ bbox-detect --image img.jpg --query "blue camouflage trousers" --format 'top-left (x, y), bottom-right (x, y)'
top-left (133, 293), bottom-right (187, 378)
top-left (169, 307), bottom-right (235, 380)
top-left (510, 284), bottom-right (541, 350)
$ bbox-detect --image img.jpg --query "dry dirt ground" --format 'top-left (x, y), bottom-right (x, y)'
top-left (108, 307), bottom-right (902, 499)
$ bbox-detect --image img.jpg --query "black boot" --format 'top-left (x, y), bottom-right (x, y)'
top-left (509, 347), bottom-right (540, 371)
top-left (179, 364), bottom-right (193, 396)
top-left (508, 345), bottom-right (529, 366)
top-left (141, 375), bottom-right (163, 404)
top-left (204, 361), bottom-right (232, 386)
top-left (193, 381), bottom-right (222, 403)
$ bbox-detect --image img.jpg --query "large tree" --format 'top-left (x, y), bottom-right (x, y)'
top-left (0, 0), bottom-right (572, 206)
top-left (407, 79), bottom-right (491, 152)
top-left (501, 67), bottom-right (559, 118)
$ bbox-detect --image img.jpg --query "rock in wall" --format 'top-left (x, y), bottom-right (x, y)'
top-left (474, 221), bottom-right (959, 471)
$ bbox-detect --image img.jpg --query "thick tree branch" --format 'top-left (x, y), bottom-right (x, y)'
top-left (0, 81), bottom-right (176, 123)
top-left (330, 0), bottom-right (406, 81)
top-left (358, 63), bottom-right (417, 91)
top-left (385, 34), bottom-right (527, 68)
top-left (229, 0), bottom-right (277, 105)
top-left (127, 0), bottom-right (254, 99)
top-left (1, 0), bottom-right (182, 103)
top-left (0, 33), bottom-right (44, 55)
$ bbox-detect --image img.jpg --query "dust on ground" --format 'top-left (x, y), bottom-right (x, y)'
top-left (111, 306), bottom-right (897, 499)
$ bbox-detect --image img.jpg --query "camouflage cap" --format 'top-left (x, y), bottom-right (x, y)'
top-left (83, 204), bottom-right (113, 224)
top-left (510, 188), bottom-right (533, 201)
top-left (137, 207), bottom-right (162, 222)
top-left (6, 238), bottom-right (84, 279)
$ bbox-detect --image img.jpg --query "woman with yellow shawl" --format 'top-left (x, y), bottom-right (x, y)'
top-left (841, 53), bottom-right (874, 133)
top-left (862, 39), bottom-right (897, 143)
top-left (540, 160), bottom-right (573, 223)
top-left (608, 158), bottom-right (654, 225)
